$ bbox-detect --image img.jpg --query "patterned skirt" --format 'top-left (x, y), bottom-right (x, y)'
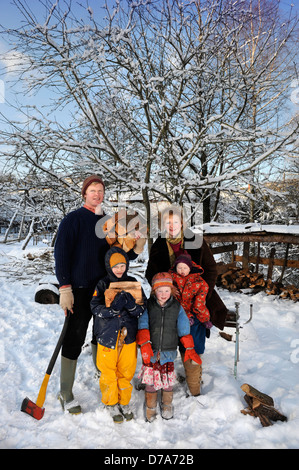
top-left (138, 361), bottom-right (176, 391)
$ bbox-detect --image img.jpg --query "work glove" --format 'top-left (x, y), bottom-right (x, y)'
top-left (59, 286), bottom-right (74, 314)
top-left (136, 329), bottom-right (154, 366)
top-left (180, 334), bottom-right (202, 365)
top-left (111, 291), bottom-right (127, 313)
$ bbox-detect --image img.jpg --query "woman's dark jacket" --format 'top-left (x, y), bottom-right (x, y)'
top-left (91, 247), bottom-right (146, 348)
top-left (145, 229), bottom-right (228, 330)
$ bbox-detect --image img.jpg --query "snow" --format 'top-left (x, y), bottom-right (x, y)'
top-left (203, 222), bottom-right (299, 235)
top-left (0, 241), bottom-right (299, 450)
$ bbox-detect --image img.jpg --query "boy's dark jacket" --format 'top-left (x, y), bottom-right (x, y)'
top-left (91, 247), bottom-right (146, 349)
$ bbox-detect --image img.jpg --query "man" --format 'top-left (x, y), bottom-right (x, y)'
top-left (54, 175), bottom-right (145, 414)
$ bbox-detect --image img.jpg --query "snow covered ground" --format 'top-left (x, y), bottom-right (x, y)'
top-left (0, 241), bottom-right (298, 450)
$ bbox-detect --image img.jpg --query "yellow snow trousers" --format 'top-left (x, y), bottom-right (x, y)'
top-left (96, 339), bottom-right (137, 406)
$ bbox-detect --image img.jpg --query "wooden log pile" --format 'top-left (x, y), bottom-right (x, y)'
top-left (240, 384), bottom-right (287, 427)
top-left (265, 280), bottom-right (299, 301)
top-left (218, 266), bottom-right (299, 301)
top-left (218, 267), bottom-right (265, 291)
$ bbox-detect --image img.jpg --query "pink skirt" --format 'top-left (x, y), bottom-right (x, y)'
top-left (138, 361), bottom-right (176, 390)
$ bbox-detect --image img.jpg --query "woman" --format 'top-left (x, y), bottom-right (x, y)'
top-left (145, 206), bottom-right (228, 395)
top-left (145, 205), bottom-right (228, 331)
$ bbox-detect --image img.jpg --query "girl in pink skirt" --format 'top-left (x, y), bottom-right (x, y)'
top-left (136, 272), bottom-right (201, 421)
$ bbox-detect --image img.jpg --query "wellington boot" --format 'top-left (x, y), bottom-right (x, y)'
top-left (119, 404), bottom-right (134, 421)
top-left (161, 390), bottom-right (174, 420)
top-left (183, 359), bottom-right (202, 396)
top-left (145, 391), bottom-right (158, 422)
top-left (59, 356), bottom-right (81, 414)
top-left (106, 404), bottom-right (124, 423)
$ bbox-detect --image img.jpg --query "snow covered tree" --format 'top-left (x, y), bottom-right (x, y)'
top-left (0, 0), bottom-right (298, 238)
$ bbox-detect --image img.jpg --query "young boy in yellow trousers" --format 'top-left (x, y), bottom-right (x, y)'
top-left (90, 247), bottom-right (146, 423)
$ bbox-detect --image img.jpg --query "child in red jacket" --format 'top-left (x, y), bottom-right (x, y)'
top-left (170, 254), bottom-right (211, 396)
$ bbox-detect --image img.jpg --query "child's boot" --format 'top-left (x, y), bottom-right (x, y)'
top-left (145, 391), bottom-right (158, 422)
top-left (119, 404), bottom-right (134, 421)
top-left (184, 359), bottom-right (202, 396)
top-left (161, 390), bottom-right (173, 420)
top-left (106, 404), bottom-right (124, 423)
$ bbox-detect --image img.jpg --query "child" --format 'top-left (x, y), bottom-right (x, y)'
top-left (90, 247), bottom-right (146, 423)
top-left (136, 272), bottom-right (201, 421)
top-left (170, 254), bottom-right (211, 396)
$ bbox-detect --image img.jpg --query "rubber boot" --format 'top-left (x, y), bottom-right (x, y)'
top-left (58, 356), bottom-right (81, 414)
top-left (161, 390), bottom-right (174, 420)
top-left (91, 342), bottom-right (101, 378)
top-left (183, 359), bottom-right (202, 396)
top-left (145, 391), bottom-right (158, 422)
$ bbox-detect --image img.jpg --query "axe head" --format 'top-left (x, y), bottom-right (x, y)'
top-left (21, 397), bottom-right (45, 420)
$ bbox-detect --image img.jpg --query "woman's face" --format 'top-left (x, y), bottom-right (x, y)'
top-left (163, 214), bottom-right (182, 238)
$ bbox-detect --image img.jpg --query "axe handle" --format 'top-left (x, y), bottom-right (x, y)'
top-left (35, 312), bottom-right (70, 408)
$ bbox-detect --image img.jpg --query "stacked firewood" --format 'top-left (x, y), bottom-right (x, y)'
top-left (218, 266), bottom-right (299, 301)
top-left (265, 280), bottom-right (299, 301)
top-left (240, 384), bottom-right (287, 427)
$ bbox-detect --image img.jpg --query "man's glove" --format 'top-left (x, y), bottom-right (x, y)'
top-left (136, 329), bottom-right (154, 366)
top-left (133, 235), bottom-right (146, 255)
top-left (59, 286), bottom-right (74, 313)
top-left (111, 291), bottom-right (127, 313)
top-left (180, 334), bottom-right (202, 365)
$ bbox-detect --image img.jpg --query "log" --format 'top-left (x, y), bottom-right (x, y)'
top-left (241, 389), bottom-right (287, 427)
top-left (241, 384), bottom-right (274, 407)
top-left (243, 394), bottom-right (287, 425)
top-left (105, 281), bottom-right (143, 307)
top-left (219, 332), bottom-right (233, 341)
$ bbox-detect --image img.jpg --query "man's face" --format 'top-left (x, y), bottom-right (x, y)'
top-left (84, 183), bottom-right (104, 209)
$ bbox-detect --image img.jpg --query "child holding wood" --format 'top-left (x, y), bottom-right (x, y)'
top-left (136, 272), bottom-right (201, 421)
top-left (90, 247), bottom-right (146, 423)
top-left (169, 254), bottom-right (211, 396)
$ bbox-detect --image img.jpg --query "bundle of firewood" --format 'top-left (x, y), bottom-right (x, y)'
top-left (104, 281), bottom-right (143, 307)
top-left (219, 267), bottom-right (265, 291)
top-left (265, 280), bottom-right (299, 301)
top-left (218, 266), bottom-right (299, 301)
top-left (240, 384), bottom-right (287, 427)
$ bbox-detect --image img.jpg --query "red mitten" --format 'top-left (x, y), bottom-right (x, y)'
top-left (136, 329), bottom-right (154, 366)
top-left (180, 334), bottom-right (202, 365)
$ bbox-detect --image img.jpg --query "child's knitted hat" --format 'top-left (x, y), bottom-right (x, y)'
top-left (174, 254), bottom-right (193, 269)
top-left (109, 252), bottom-right (127, 268)
top-left (151, 272), bottom-right (173, 291)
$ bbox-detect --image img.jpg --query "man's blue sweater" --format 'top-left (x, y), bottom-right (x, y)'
top-left (54, 207), bottom-right (138, 289)
top-left (54, 207), bottom-right (109, 288)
